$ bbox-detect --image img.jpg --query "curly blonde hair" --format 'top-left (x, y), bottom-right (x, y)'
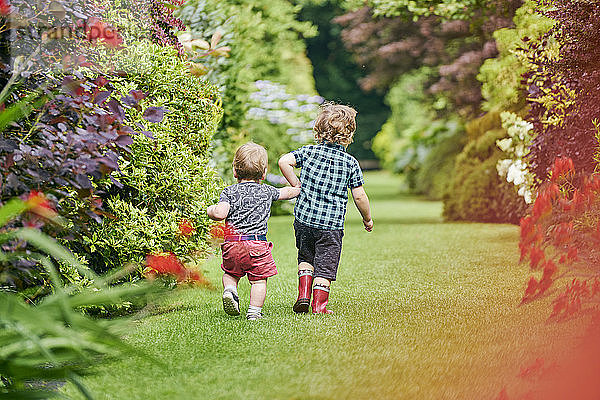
top-left (313, 102), bottom-right (357, 146)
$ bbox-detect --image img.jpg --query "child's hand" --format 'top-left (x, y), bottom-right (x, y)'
top-left (363, 218), bottom-right (373, 232)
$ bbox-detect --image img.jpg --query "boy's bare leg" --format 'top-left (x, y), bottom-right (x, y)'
top-left (298, 262), bottom-right (314, 272)
top-left (313, 277), bottom-right (330, 287)
top-left (222, 272), bottom-right (240, 289)
top-left (249, 279), bottom-right (267, 307)
top-left (247, 279), bottom-right (267, 320)
top-left (222, 273), bottom-right (241, 316)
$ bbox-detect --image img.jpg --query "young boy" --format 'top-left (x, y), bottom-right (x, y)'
top-left (278, 102), bottom-right (373, 314)
top-left (207, 142), bottom-right (300, 320)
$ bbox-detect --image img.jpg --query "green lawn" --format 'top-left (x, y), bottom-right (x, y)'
top-left (66, 172), bottom-right (586, 400)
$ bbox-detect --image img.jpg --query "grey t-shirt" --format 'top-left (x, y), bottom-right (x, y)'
top-left (219, 182), bottom-right (280, 235)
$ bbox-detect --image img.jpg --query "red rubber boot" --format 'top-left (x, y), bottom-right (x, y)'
top-left (293, 270), bottom-right (313, 313)
top-left (311, 285), bottom-right (333, 314)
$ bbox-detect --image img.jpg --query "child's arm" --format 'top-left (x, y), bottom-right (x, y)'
top-left (351, 186), bottom-right (373, 232)
top-left (278, 186), bottom-right (301, 200)
top-left (278, 153), bottom-right (301, 188)
top-left (207, 202), bottom-right (230, 221)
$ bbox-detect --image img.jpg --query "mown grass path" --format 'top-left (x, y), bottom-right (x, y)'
top-left (67, 172), bottom-right (586, 400)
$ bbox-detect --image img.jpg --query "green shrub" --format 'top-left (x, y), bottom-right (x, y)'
top-left (478, 1), bottom-right (554, 113)
top-left (0, 197), bottom-right (154, 399)
top-left (371, 67), bottom-right (462, 196)
top-left (178, 0), bottom-right (318, 176)
top-left (82, 42), bottom-right (223, 273)
top-left (443, 127), bottom-right (528, 224)
top-left (415, 131), bottom-right (466, 200)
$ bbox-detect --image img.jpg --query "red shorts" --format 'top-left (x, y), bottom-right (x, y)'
top-left (221, 241), bottom-right (277, 281)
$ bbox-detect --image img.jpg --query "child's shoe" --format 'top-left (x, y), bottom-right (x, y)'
top-left (311, 284), bottom-right (333, 314)
top-left (222, 289), bottom-right (240, 316)
top-left (293, 270), bottom-right (313, 313)
top-left (246, 312), bottom-right (264, 321)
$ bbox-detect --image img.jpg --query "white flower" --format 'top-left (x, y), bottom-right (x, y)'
top-left (518, 186), bottom-right (533, 204)
top-left (507, 162), bottom-right (525, 185)
top-left (514, 143), bottom-right (526, 158)
top-left (496, 138), bottom-right (512, 152)
top-left (496, 159), bottom-right (512, 177)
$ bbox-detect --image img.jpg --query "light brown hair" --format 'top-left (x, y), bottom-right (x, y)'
top-left (313, 102), bottom-right (357, 146)
top-left (233, 142), bottom-right (268, 181)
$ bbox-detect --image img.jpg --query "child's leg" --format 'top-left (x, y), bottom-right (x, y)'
top-left (249, 279), bottom-right (266, 306)
top-left (247, 279), bottom-right (267, 320)
top-left (298, 261), bottom-right (313, 273)
top-left (313, 277), bottom-right (331, 286)
top-left (293, 262), bottom-right (314, 313)
top-left (294, 220), bottom-right (316, 313)
top-left (311, 230), bottom-right (343, 314)
top-left (223, 272), bottom-right (240, 290)
top-left (222, 273), bottom-right (241, 316)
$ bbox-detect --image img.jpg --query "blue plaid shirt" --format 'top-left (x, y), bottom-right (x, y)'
top-left (292, 143), bottom-right (364, 230)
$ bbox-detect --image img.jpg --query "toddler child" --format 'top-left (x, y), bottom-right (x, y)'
top-left (278, 102), bottom-right (373, 314)
top-left (207, 142), bottom-right (300, 320)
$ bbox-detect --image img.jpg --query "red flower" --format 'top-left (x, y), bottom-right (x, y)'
top-left (592, 279), bottom-right (600, 297)
top-left (209, 223), bottom-right (236, 240)
top-left (145, 252), bottom-right (187, 281)
top-left (551, 292), bottom-right (568, 319)
top-left (584, 174), bottom-right (600, 194)
top-left (531, 191), bottom-right (552, 219)
top-left (178, 219), bottom-right (195, 238)
top-left (145, 252), bottom-right (209, 285)
top-left (86, 18), bottom-right (123, 48)
top-left (494, 388), bottom-right (509, 400)
top-left (520, 216), bottom-right (542, 247)
top-left (0, 0), bottom-right (11, 15)
top-left (558, 197), bottom-right (572, 212)
top-left (25, 191), bottom-right (57, 219)
top-left (572, 189), bottom-right (585, 212)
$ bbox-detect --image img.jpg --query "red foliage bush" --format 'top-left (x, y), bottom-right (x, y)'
top-left (519, 157), bottom-right (600, 319)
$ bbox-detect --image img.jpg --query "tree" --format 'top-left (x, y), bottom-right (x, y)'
top-left (297, 0), bottom-right (389, 161)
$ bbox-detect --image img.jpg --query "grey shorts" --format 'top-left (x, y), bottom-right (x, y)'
top-left (293, 219), bottom-right (343, 281)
